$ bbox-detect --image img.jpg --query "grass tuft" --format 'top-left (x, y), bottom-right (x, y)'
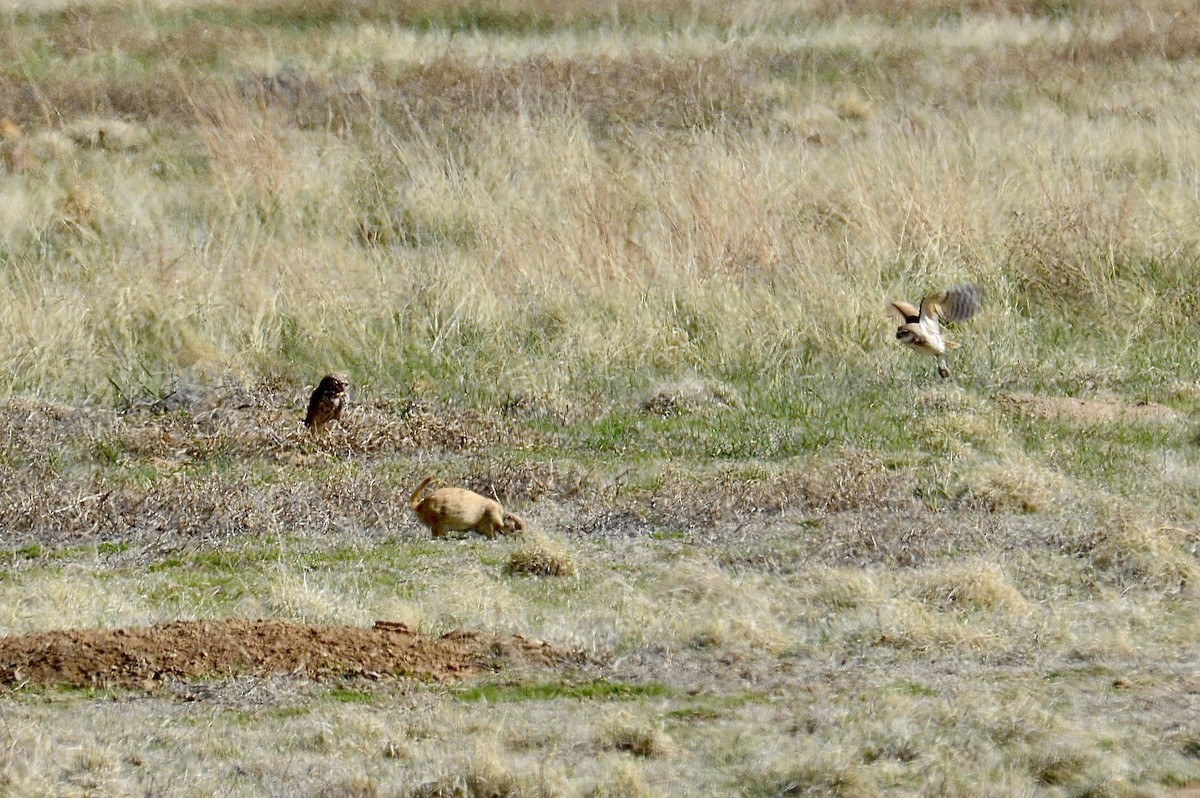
top-left (408, 746), bottom-right (566, 798)
top-left (587, 759), bottom-right (652, 798)
top-left (915, 561), bottom-right (1030, 614)
top-left (504, 533), bottom-right (578, 578)
top-left (597, 714), bottom-right (675, 759)
top-left (969, 456), bottom-right (1064, 513)
top-left (1086, 515), bottom-right (1200, 597)
top-left (742, 757), bottom-right (881, 798)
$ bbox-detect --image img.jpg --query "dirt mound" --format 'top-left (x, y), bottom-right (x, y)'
top-left (998, 393), bottom-right (1179, 424)
top-left (0, 619), bottom-right (567, 690)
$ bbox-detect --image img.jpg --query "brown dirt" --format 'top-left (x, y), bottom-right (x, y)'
top-left (997, 392), bottom-right (1179, 424)
top-left (0, 619), bottom-right (569, 690)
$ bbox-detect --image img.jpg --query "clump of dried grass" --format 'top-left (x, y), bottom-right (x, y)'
top-left (1028, 742), bottom-right (1104, 790)
top-left (969, 456), bottom-right (1064, 513)
top-left (801, 567), bottom-right (881, 609)
top-left (408, 747), bottom-right (567, 798)
top-left (587, 759), bottom-right (651, 798)
top-left (835, 89), bottom-right (874, 122)
top-left (597, 714), bottom-right (674, 759)
top-left (872, 599), bottom-right (1004, 655)
top-left (63, 117), bottom-right (150, 151)
top-left (654, 561), bottom-right (787, 651)
top-left (741, 755), bottom-right (881, 798)
top-left (797, 449), bottom-right (905, 513)
top-left (1003, 195), bottom-right (1134, 307)
top-left (1085, 514), bottom-right (1199, 597)
top-left (915, 560), bottom-right (1030, 614)
top-left (505, 533), bottom-right (577, 578)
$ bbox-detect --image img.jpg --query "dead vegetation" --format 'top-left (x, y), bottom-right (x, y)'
top-left (505, 533), bottom-right (578, 577)
top-left (998, 393), bottom-right (1180, 425)
top-left (0, 1), bottom-right (1199, 795)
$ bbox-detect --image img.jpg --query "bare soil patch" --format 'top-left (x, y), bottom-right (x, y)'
top-left (998, 393), bottom-right (1179, 424)
top-left (0, 619), bottom-right (568, 690)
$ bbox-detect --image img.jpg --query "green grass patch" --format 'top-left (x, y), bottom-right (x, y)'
top-left (326, 687), bottom-right (373, 704)
top-left (664, 691), bottom-right (768, 722)
top-left (267, 705), bottom-right (312, 720)
top-left (457, 679), bottom-right (672, 704)
top-left (148, 556), bottom-right (185, 572)
top-left (1044, 665), bottom-right (1116, 681)
top-left (410, 6), bottom-right (556, 36)
top-left (12, 544), bottom-right (44, 560)
top-left (649, 530), bottom-right (687, 541)
top-left (894, 680), bottom-right (938, 697)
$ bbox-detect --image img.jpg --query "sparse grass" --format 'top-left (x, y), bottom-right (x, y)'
top-left (457, 680), bottom-right (672, 704)
top-left (504, 533), bottom-right (578, 577)
top-left (0, 0), bottom-right (1198, 795)
top-left (596, 713), bottom-right (675, 758)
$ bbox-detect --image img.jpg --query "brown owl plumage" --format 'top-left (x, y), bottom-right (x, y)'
top-left (889, 283), bottom-right (983, 379)
top-left (304, 373), bottom-right (349, 433)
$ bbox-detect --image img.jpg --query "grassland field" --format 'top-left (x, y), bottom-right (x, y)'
top-left (0, 0), bottom-right (1199, 796)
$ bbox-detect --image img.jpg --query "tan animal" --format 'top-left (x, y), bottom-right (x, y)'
top-left (0, 117), bottom-right (35, 174)
top-left (303, 373), bottom-right (348, 433)
top-left (408, 476), bottom-right (526, 539)
top-left (890, 283), bottom-right (983, 378)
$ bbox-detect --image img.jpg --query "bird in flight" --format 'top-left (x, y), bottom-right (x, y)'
top-left (889, 283), bottom-right (983, 378)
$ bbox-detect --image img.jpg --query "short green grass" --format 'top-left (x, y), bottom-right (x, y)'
top-left (457, 679), bottom-right (673, 703)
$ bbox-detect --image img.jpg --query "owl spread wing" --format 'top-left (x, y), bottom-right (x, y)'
top-left (919, 283), bottom-right (982, 324)
top-left (889, 300), bottom-right (920, 323)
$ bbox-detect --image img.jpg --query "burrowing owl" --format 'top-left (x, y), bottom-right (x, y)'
top-left (890, 283), bottom-right (983, 378)
top-left (303, 373), bottom-right (348, 433)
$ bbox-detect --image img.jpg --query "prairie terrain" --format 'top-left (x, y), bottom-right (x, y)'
top-left (0, 0), bottom-right (1198, 796)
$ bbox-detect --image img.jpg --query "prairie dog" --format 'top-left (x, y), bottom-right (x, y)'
top-left (407, 476), bottom-right (526, 539)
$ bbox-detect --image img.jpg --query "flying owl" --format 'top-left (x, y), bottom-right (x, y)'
top-left (889, 283), bottom-right (983, 378)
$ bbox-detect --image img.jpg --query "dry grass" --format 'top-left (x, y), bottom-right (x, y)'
top-left (1086, 513), bottom-right (1200, 597)
top-left (1, 0), bottom-right (1199, 399)
top-left (915, 560), bottom-right (1030, 614)
top-left (407, 746), bottom-right (569, 798)
top-left (0, 0), bottom-right (1198, 795)
top-left (968, 455), bottom-right (1065, 513)
top-left (586, 760), bottom-right (652, 798)
top-left (505, 533), bottom-right (578, 578)
top-left (596, 713), bottom-right (675, 759)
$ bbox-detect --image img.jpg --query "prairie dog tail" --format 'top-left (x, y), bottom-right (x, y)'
top-left (408, 476), bottom-right (436, 510)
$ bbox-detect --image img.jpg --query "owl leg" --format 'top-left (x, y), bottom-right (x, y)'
top-left (937, 357), bottom-right (951, 379)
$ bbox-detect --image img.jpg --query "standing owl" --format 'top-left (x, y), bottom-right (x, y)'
top-left (303, 373), bottom-right (349, 433)
top-left (890, 283), bottom-right (983, 378)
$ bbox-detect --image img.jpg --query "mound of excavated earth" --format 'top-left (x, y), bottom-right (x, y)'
top-left (0, 619), bottom-right (567, 690)
top-left (997, 392), bottom-right (1179, 424)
